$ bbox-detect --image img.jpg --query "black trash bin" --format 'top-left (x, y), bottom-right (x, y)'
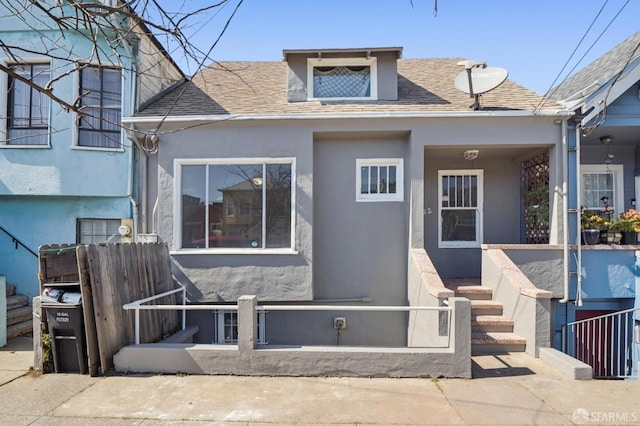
top-left (44, 303), bottom-right (87, 374)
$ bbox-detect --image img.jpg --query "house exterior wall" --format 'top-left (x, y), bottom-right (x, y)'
top-left (139, 113), bottom-right (562, 345)
top-left (0, 2), bottom-right (182, 297)
top-left (136, 31), bottom-right (184, 106)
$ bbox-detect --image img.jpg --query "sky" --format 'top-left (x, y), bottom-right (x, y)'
top-left (168, 0), bottom-right (640, 96)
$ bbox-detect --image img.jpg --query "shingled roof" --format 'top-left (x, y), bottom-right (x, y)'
top-left (137, 57), bottom-right (558, 117)
top-left (550, 31), bottom-right (640, 102)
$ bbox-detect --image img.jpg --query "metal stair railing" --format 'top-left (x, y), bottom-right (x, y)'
top-left (0, 225), bottom-right (37, 257)
top-left (561, 307), bottom-right (640, 379)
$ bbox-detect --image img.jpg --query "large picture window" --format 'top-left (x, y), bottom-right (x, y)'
top-left (78, 66), bottom-right (121, 149)
top-left (438, 170), bottom-right (483, 248)
top-left (7, 63), bottom-right (50, 145)
top-left (177, 158), bottom-right (295, 251)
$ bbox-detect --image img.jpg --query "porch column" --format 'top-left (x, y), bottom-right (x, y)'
top-left (409, 138), bottom-right (425, 249)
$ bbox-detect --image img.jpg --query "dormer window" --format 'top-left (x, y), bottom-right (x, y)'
top-left (307, 57), bottom-right (377, 101)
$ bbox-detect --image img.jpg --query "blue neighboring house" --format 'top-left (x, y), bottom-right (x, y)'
top-left (0, 1), bottom-right (183, 306)
top-left (546, 31), bottom-right (640, 377)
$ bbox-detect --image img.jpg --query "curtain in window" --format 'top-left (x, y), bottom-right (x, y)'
top-left (313, 66), bottom-right (371, 98)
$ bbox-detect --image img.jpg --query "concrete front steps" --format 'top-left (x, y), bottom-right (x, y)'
top-left (444, 278), bottom-right (526, 355)
top-left (6, 283), bottom-right (33, 339)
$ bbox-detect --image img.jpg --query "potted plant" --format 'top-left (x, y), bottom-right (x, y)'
top-left (581, 211), bottom-right (607, 245)
top-left (610, 209), bottom-right (640, 245)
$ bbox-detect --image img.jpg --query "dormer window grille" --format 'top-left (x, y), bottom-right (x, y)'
top-left (307, 57), bottom-right (377, 100)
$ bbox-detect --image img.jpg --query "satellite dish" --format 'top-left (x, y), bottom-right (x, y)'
top-left (454, 61), bottom-right (508, 110)
top-left (454, 67), bottom-right (508, 94)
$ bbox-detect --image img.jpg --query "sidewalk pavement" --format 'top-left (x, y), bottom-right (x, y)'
top-left (1, 336), bottom-right (638, 425)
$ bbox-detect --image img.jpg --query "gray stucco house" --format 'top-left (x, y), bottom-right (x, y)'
top-left (121, 47), bottom-right (569, 374)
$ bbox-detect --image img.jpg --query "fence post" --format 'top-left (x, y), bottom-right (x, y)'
top-left (238, 295), bottom-right (257, 354)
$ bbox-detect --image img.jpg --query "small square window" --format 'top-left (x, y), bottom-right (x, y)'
top-left (212, 310), bottom-right (266, 344)
top-left (356, 159), bottom-right (403, 202)
top-left (77, 218), bottom-right (122, 244)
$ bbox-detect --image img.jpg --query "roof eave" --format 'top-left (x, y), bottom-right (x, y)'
top-left (123, 109), bottom-right (571, 126)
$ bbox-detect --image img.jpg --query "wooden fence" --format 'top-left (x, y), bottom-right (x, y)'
top-left (39, 243), bottom-right (180, 376)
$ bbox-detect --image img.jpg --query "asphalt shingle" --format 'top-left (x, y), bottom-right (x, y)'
top-left (550, 31), bottom-right (640, 102)
top-left (137, 57), bottom-right (558, 117)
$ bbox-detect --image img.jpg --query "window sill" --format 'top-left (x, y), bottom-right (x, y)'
top-left (71, 145), bottom-right (125, 153)
top-left (171, 248), bottom-right (299, 256)
top-left (438, 243), bottom-right (481, 249)
top-left (0, 144), bottom-right (51, 149)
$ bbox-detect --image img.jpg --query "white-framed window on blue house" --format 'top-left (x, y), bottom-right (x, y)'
top-left (356, 158), bottom-right (404, 202)
top-left (175, 158), bottom-right (295, 252)
top-left (581, 164), bottom-right (623, 214)
top-left (438, 170), bottom-right (484, 248)
top-left (77, 218), bottom-right (121, 244)
top-left (212, 310), bottom-right (266, 344)
top-left (307, 57), bottom-right (377, 101)
top-left (77, 65), bottom-right (122, 149)
top-left (5, 63), bottom-right (50, 146)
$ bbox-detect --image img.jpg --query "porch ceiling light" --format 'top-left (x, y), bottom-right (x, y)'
top-left (463, 150), bottom-right (479, 161)
top-left (599, 135), bottom-right (613, 145)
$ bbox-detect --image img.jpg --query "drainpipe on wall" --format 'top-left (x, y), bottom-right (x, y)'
top-left (561, 118), bottom-right (570, 303)
top-left (560, 121), bottom-right (582, 305)
top-left (575, 125), bottom-right (583, 307)
top-left (126, 125), bottom-right (147, 237)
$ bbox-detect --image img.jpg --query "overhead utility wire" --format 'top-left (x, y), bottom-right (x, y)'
top-left (534, 0), bottom-right (610, 111)
top-left (582, 38), bottom-right (640, 135)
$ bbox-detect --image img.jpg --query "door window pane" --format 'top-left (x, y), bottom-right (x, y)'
top-left (439, 171), bottom-right (483, 247)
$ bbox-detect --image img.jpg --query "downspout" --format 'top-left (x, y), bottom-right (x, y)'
top-left (561, 118), bottom-right (570, 303)
top-left (125, 49), bottom-right (140, 240)
top-left (560, 121), bottom-right (582, 304)
top-left (575, 125), bottom-right (583, 307)
top-left (126, 124), bottom-right (148, 236)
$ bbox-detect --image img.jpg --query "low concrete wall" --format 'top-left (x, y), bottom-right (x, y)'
top-left (482, 248), bottom-right (553, 356)
top-left (407, 249), bottom-right (455, 347)
top-left (114, 295), bottom-right (472, 378)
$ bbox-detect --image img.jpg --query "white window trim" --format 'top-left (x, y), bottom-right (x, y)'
top-left (580, 164), bottom-right (623, 213)
top-left (356, 158), bottom-right (404, 202)
top-left (438, 169), bottom-right (484, 248)
top-left (213, 309), bottom-right (266, 344)
top-left (72, 63), bottom-right (125, 152)
top-left (173, 157), bottom-right (297, 254)
top-left (307, 57), bottom-right (378, 101)
top-left (0, 58), bottom-right (52, 148)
